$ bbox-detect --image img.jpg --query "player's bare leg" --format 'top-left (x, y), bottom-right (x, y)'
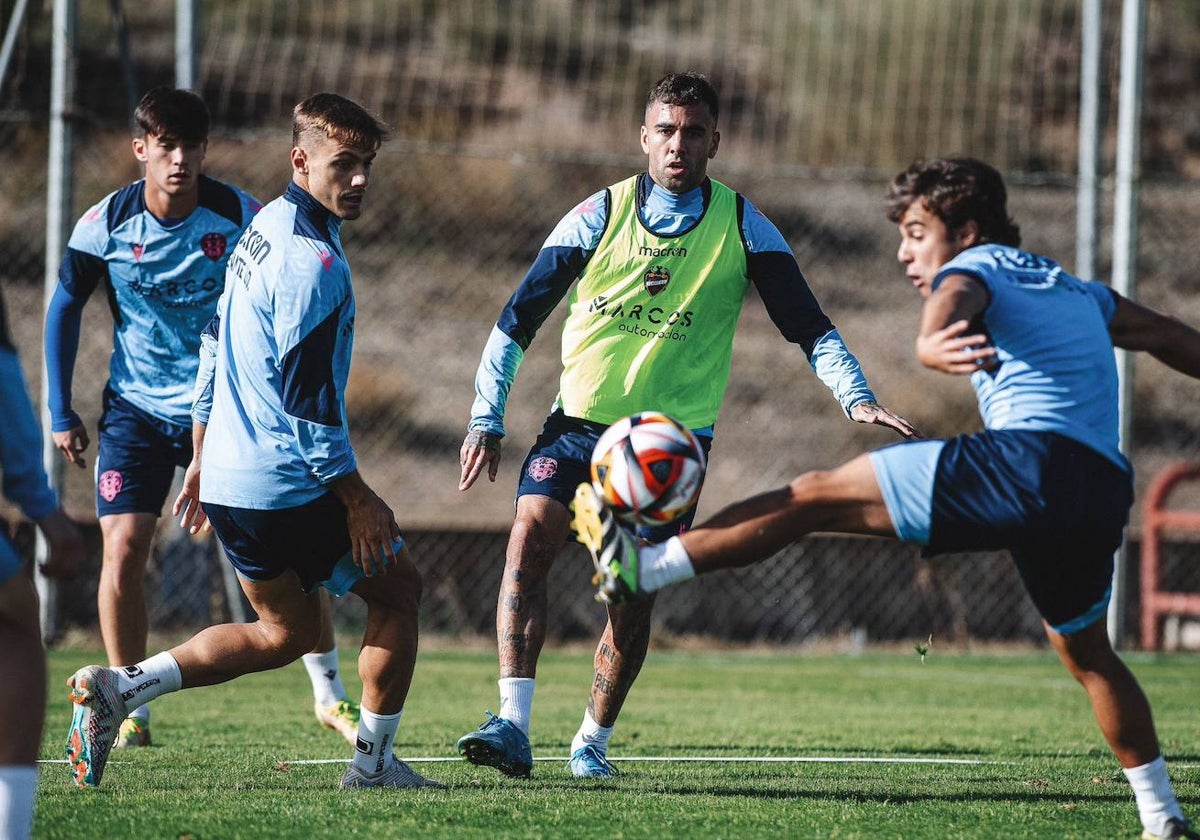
top-left (347, 546), bottom-right (422, 714)
top-left (583, 455), bottom-right (895, 603)
top-left (98, 513), bottom-right (156, 666)
top-left (496, 495), bottom-right (569, 681)
top-left (341, 544), bottom-right (442, 789)
top-left (68, 572), bottom-right (323, 786)
top-left (169, 572), bottom-right (322, 683)
top-left (682, 455), bottom-right (894, 572)
top-left (1045, 619), bottom-right (1192, 837)
top-left (1045, 619), bottom-right (1159, 767)
top-left (590, 597), bottom-right (656, 727)
top-left (0, 574), bottom-right (47, 764)
top-left (98, 512), bottom-right (156, 746)
top-left (0, 575), bottom-right (44, 834)
top-left (567, 594), bottom-right (656, 777)
top-left (458, 495), bottom-right (566, 777)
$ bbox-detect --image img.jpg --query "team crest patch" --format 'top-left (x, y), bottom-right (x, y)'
top-left (200, 232), bottom-right (227, 261)
top-left (527, 456), bottom-right (558, 482)
top-left (131, 243), bottom-right (144, 262)
top-left (644, 265), bottom-right (670, 296)
top-left (99, 470), bottom-right (124, 503)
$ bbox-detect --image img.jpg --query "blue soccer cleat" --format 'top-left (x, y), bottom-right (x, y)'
top-left (568, 744), bottom-right (619, 779)
top-left (456, 711), bottom-right (533, 778)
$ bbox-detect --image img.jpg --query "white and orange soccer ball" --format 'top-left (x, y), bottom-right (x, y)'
top-left (589, 411), bottom-right (707, 527)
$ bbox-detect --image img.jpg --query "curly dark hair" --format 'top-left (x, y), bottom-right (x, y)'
top-left (646, 72), bottom-right (719, 124)
top-left (885, 157), bottom-right (1021, 247)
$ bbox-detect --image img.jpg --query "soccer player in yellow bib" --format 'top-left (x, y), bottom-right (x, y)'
top-left (456, 72), bottom-right (919, 779)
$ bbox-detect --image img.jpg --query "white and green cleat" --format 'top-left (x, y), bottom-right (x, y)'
top-left (571, 483), bottom-right (643, 605)
top-left (316, 699), bottom-right (361, 746)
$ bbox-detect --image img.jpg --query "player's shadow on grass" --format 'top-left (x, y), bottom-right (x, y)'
top-left (566, 782), bottom-right (1135, 808)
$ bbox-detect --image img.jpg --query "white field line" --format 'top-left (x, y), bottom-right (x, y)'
top-left (270, 755), bottom-right (1003, 766)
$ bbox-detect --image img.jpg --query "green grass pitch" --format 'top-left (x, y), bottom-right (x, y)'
top-left (35, 645), bottom-right (1198, 839)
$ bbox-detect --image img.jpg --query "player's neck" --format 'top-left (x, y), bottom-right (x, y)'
top-left (142, 181), bottom-right (199, 222)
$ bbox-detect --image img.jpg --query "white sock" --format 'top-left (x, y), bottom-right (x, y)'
top-left (1124, 755), bottom-right (1185, 836)
top-left (127, 704), bottom-right (150, 724)
top-left (498, 677), bottom-right (535, 735)
top-left (302, 647), bottom-right (348, 708)
top-left (0, 766), bottom-right (37, 840)
top-left (639, 536), bottom-right (696, 592)
top-left (351, 707), bottom-right (402, 776)
top-left (115, 652), bottom-right (182, 713)
top-left (570, 710), bottom-right (614, 755)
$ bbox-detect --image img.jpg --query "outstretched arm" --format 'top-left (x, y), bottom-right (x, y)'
top-left (744, 198), bottom-right (919, 439)
top-left (1107, 294), bottom-right (1200, 379)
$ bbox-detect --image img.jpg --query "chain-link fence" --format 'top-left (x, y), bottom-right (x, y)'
top-left (2, 0), bottom-right (1199, 647)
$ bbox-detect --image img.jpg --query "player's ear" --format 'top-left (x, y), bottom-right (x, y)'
top-left (131, 135), bottom-right (148, 163)
top-left (640, 124), bottom-right (650, 155)
top-left (708, 129), bottom-right (720, 159)
top-left (290, 146), bottom-right (308, 176)
top-left (955, 220), bottom-right (981, 250)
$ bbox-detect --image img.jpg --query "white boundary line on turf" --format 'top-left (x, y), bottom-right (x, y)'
top-left (274, 755), bottom-right (1001, 766)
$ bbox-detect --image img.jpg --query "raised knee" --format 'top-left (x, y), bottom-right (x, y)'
top-left (262, 621), bottom-right (320, 666)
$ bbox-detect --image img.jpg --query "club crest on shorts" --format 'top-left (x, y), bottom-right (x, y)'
top-left (99, 470), bottom-right (124, 502)
top-left (200, 232), bottom-right (227, 261)
top-left (527, 456), bottom-right (558, 482)
top-left (644, 265), bottom-right (670, 296)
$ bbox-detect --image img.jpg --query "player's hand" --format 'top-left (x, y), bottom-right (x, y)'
top-left (34, 508), bottom-right (85, 579)
top-left (52, 425), bottom-right (90, 468)
top-left (345, 493), bottom-right (401, 576)
top-left (459, 429), bottom-right (502, 491)
top-left (332, 472), bottom-right (402, 576)
top-left (172, 459), bottom-right (210, 535)
top-left (917, 319), bottom-right (998, 375)
top-left (849, 401), bottom-right (924, 440)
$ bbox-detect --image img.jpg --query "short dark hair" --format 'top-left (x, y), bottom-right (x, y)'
top-left (133, 86), bottom-right (210, 144)
top-left (885, 157), bottom-right (1021, 247)
top-left (292, 93), bottom-right (388, 151)
top-left (646, 72), bottom-right (719, 124)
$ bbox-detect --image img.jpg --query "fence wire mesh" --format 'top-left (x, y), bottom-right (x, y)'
top-left (1, 0), bottom-right (1199, 647)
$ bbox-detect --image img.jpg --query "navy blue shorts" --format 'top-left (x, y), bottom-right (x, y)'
top-left (95, 387), bottom-right (192, 517)
top-left (871, 429), bottom-right (1133, 634)
top-left (203, 493), bottom-right (356, 593)
top-left (517, 409), bottom-right (713, 542)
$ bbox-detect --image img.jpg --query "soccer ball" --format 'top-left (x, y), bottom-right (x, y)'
top-left (590, 412), bottom-right (707, 527)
